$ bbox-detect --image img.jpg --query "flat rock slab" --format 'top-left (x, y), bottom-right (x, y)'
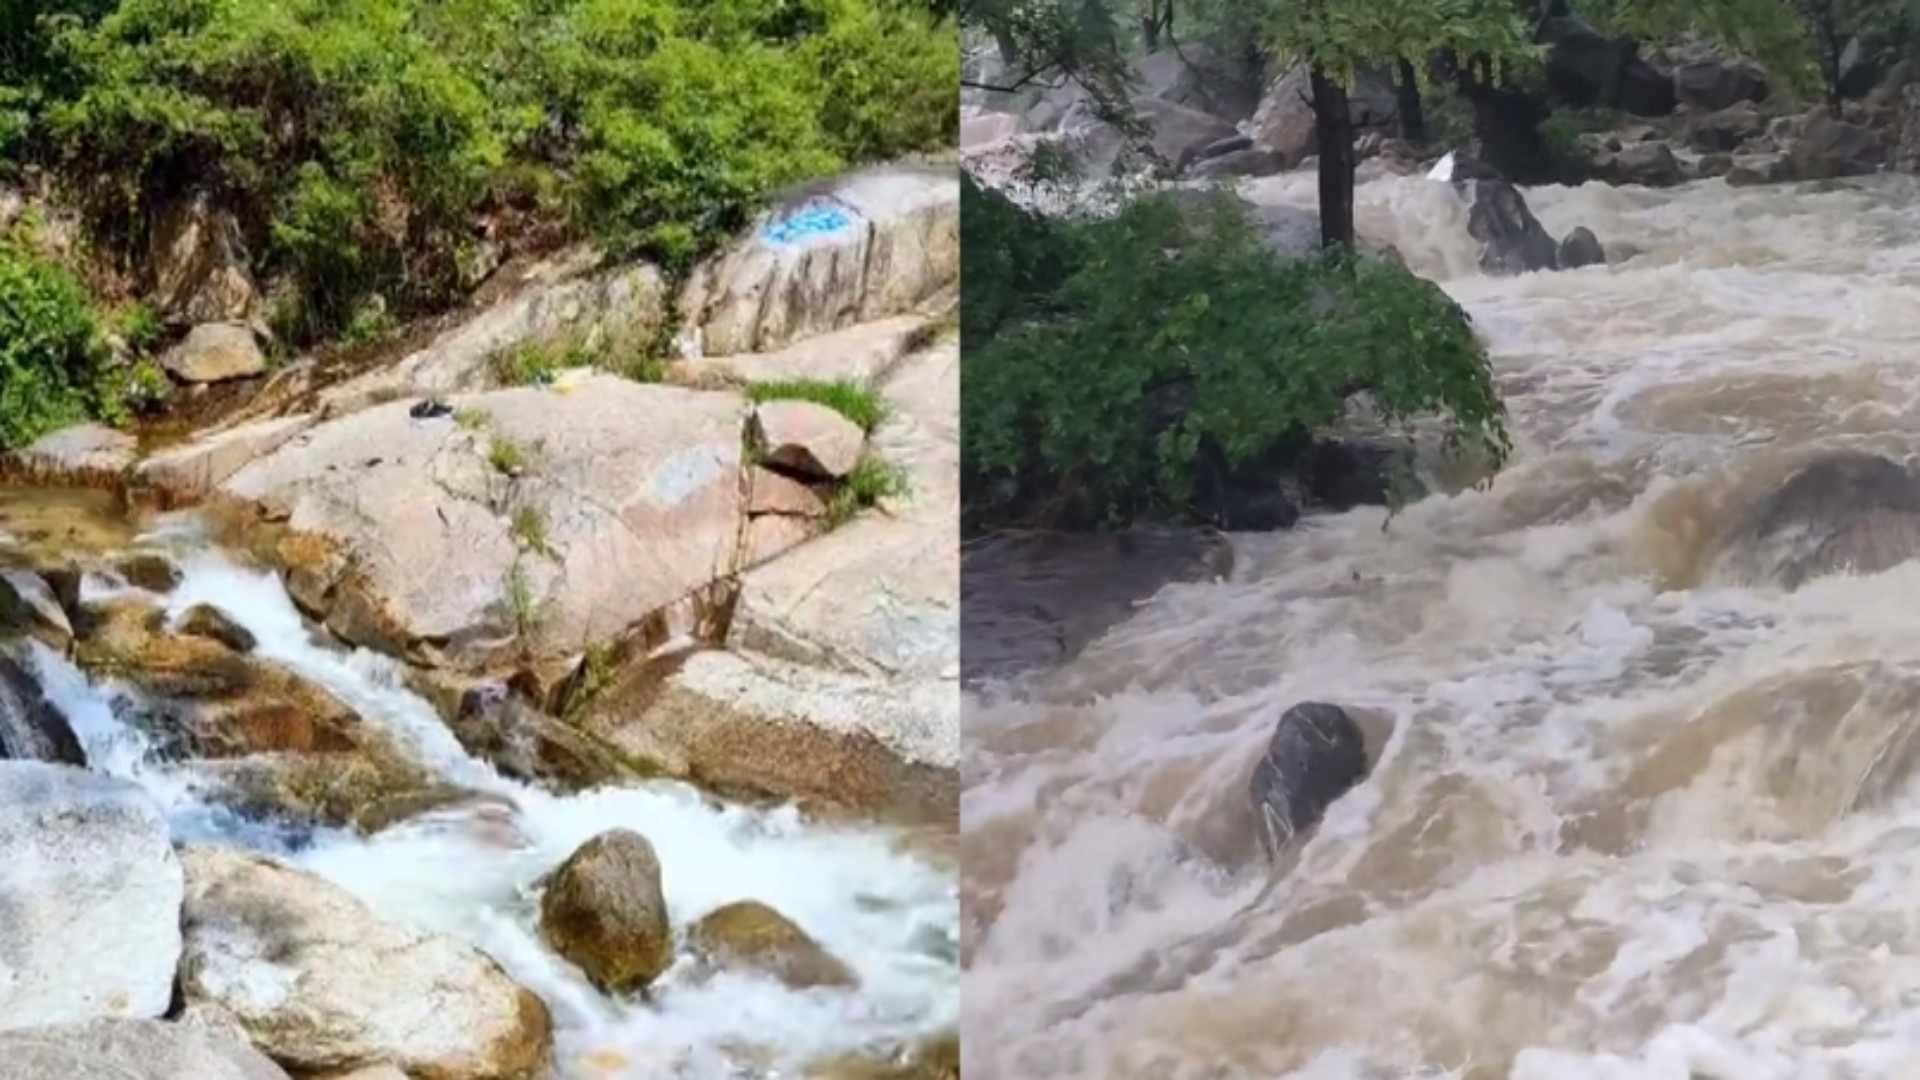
top-left (0, 1019), bottom-right (290, 1080)
top-left (2, 424), bottom-right (136, 485)
top-left (178, 847), bottom-right (550, 1078)
top-left (733, 341), bottom-right (958, 682)
top-left (219, 376), bottom-right (748, 671)
top-left (320, 248), bottom-right (667, 417)
top-left (669, 315), bottom-right (930, 390)
top-left (132, 414), bottom-right (315, 506)
top-left (680, 164), bottom-right (958, 356)
top-left (0, 762), bottom-right (184, 1030)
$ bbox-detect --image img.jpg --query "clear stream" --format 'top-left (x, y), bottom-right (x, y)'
top-left (8, 511), bottom-right (957, 1078)
top-left (962, 171), bottom-right (1920, 1079)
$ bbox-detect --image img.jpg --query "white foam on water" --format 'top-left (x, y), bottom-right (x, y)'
top-left (964, 173), bottom-right (1920, 1076)
top-left (30, 526), bottom-right (955, 1075)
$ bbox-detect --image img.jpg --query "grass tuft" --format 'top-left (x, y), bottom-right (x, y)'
top-left (488, 437), bottom-right (527, 474)
top-left (747, 378), bottom-right (887, 433)
top-left (825, 453), bottom-right (909, 528)
top-left (510, 504), bottom-right (551, 555)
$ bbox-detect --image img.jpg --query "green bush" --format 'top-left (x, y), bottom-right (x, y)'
top-left (962, 183), bottom-right (1510, 530)
top-left (0, 243), bottom-right (118, 450)
top-left (11, 0), bottom-right (955, 344)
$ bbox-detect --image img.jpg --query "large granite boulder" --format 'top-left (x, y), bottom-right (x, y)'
top-left (217, 377), bottom-right (750, 676)
top-left (1248, 703), bottom-right (1370, 862)
top-left (178, 847), bottom-right (551, 1078)
top-left (538, 829), bottom-right (674, 995)
top-left (149, 191), bottom-right (259, 327)
top-left (0, 1018), bottom-right (289, 1080)
top-left (0, 762), bottom-right (184, 1029)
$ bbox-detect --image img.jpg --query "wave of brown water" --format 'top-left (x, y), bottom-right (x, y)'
top-left (961, 172), bottom-right (1920, 1079)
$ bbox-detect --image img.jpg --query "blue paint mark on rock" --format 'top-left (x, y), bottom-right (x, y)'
top-left (762, 204), bottom-right (855, 246)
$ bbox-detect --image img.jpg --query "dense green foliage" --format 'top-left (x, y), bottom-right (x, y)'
top-left (5, 0), bottom-right (956, 343)
top-left (961, 182), bottom-right (1509, 529)
top-left (0, 243), bottom-right (122, 450)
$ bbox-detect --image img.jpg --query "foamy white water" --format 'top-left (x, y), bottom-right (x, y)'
top-left (28, 524), bottom-right (956, 1076)
top-left (962, 171), bottom-right (1920, 1078)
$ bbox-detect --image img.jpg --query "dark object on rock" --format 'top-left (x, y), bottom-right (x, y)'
top-left (115, 552), bottom-right (183, 593)
top-left (177, 603), bottom-right (257, 653)
top-left (0, 651), bottom-right (84, 765)
top-left (409, 399), bottom-right (454, 420)
top-left (1675, 59), bottom-right (1769, 112)
top-left (1463, 180), bottom-right (1560, 275)
top-left (1248, 702), bottom-right (1368, 862)
top-left (1306, 440), bottom-right (1414, 511)
top-left (1181, 133), bottom-right (1253, 172)
top-left (1717, 453), bottom-right (1920, 590)
top-left (1557, 226), bottom-right (1606, 270)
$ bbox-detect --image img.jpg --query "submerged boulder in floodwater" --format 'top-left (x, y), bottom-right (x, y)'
top-left (0, 762), bottom-right (183, 1030)
top-left (178, 846), bottom-right (551, 1078)
top-left (1715, 453), bottom-right (1920, 590)
top-left (539, 829), bottom-right (674, 995)
top-left (1248, 703), bottom-right (1370, 862)
top-left (1461, 180), bottom-right (1560, 275)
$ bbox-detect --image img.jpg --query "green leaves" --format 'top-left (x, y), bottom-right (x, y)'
top-left (0, 243), bottom-right (113, 450)
top-left (962, 183), bottom-right (1509, 530)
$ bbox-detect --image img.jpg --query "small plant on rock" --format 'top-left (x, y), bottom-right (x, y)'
top-left (489, 437), bottom-right (528, 475)
top-left (826, 453), bottom-right (909, 528)
top-left (510, 504), bottom-right (552, 556)
top-left (455, 406), bottom-right (491, 430)
top-left (747, 378), bottom-right (888, 433)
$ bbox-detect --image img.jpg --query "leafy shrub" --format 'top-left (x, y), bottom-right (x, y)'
top-left (962, 183), bottom-right (1510, 530)
top-left (0, 243), bottom-right (117, 450)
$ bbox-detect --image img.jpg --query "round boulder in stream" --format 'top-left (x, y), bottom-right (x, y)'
top-left (687, 900), bottom-right (859, 991)
top-left (539, 828), bottom-right (674, 995)
top-left (1715, 453), bottom-right (1920, 590)
top-left (1247, 702), bottom-right (1370, 862)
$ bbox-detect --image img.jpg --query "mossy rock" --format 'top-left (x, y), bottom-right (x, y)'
top-left (539, 828), bottom-right (673, 995)
top-left (687, 900), bottom-right (858, 991)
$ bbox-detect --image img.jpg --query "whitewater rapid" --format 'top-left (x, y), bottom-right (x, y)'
top-left (961, 170), bottom-right (1920, 1079)
top-left (20, 517), bottom-right (957, 1078)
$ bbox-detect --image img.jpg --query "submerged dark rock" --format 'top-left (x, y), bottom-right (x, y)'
top-left (0, 650), bottom-right (84, 766)
top-left (1463, 180), bottom-right (1560, 275)
top-left (1557, 226), bottom-right (1606, 270)
top-left (1248, 702), bottom-right (1369, 863)
top-left (1717, 453), bottom-right (1920, 590)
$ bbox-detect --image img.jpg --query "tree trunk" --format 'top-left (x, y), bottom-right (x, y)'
top-left (1395, 57), bottom-right (1426, 143)
top-left (1310, 64), bottom-right (1355, 249)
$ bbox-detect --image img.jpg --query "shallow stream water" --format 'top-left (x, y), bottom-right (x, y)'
top-left (6, 507), bottom-right (957, 1078)
top-left (961, 170), bottom-right (1920, 1079)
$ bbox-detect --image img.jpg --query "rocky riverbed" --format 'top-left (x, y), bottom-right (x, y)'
top-left (0, 162), bottom-right (960, 1079)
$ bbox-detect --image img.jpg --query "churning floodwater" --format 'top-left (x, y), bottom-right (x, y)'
top-left (15, 517), bottom-right (956, 1078)
top-left (961, 170), bottom-right (1920, 1078)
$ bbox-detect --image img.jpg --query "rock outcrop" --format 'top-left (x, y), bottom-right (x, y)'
top-left (0, 762), bottom-right (184, 1030)
top-left (1462, 180), bottom-right (1561, 275)
top-left (538, 829), bottom-right (674, 995)
top-left (162, 323), bottom-right (269, 384)
top-left (687, 901), bottom-right (858, 990)
top-left (1711, 453), bottom-right (1920, 590)
top-left (0, 1019), bottom-right (290, 1080)
top-left (179, 847), bottom-right (551, 1078)
top-left (0, 650), bottom-right (82, 765)
top-left (150, 192), bottom-right (259, 327)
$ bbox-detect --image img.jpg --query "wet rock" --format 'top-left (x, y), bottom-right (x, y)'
top-left (1685, 101), bottom-right (1766, 152)
top-left (222, 377), bottom-right (748, 674)
top-left (0, 650), bottom-right (83, 765)
top-left (1134, 96), bottom-right (1241, 169)
top-left (162, 323), bottom-right (267, 384)
top-left (688, 900), bottom-right (859, 990)
top-left (0, 1018), bottom-right (290, 1080)
top-left (150, 191), bottom-right (258, 327)
top-left (1726, 152), bottom-right (1791, 186)
top-left (448, 681), bottom-right (641, 792)
top-left (179, 847), bottom-right (551, 1078)
top-left (1557, 226), bottom-right (1606, 270)
top-left (115, 551), bottom-right (184, 593)
top-left (1899, 85), bottom-right (1920, 174)
top-left (679, 164), bottom-right (957, 357)
top-left (177, 603), bottom-right (257, 653)
top-left (1790, 114), bottom-right (1885, 179)
top-left (1838, 33), bottom-right (1889, 100)
top-left (1462, 180), bottom-right (1560, 275)
top-left (1188, 147), bottom-right (1286, 179)
top-left (1182, 133), bottom-right (1253, 170)
top-left (1589, 140), bottom-right (1682, 187)
top-left (0, 568), bottom-right (73, 651)
top-left (753, 400), bottom-right (866, 479)
top-left (539, 829), bottom-right (674, 995)
top-left (1715, 453), bottom-right (1920, 590)
top-left (1248, 703), bottom-right (1369, 861)
top-left (1674, 58), bottom-right (1769, 112)
top-left (1305, 439), bottom-right (1417, 511)
top-left (1693, 152), bottom-right (1735, 180)
top-left (0, 762), bottom-right (183, 1029)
